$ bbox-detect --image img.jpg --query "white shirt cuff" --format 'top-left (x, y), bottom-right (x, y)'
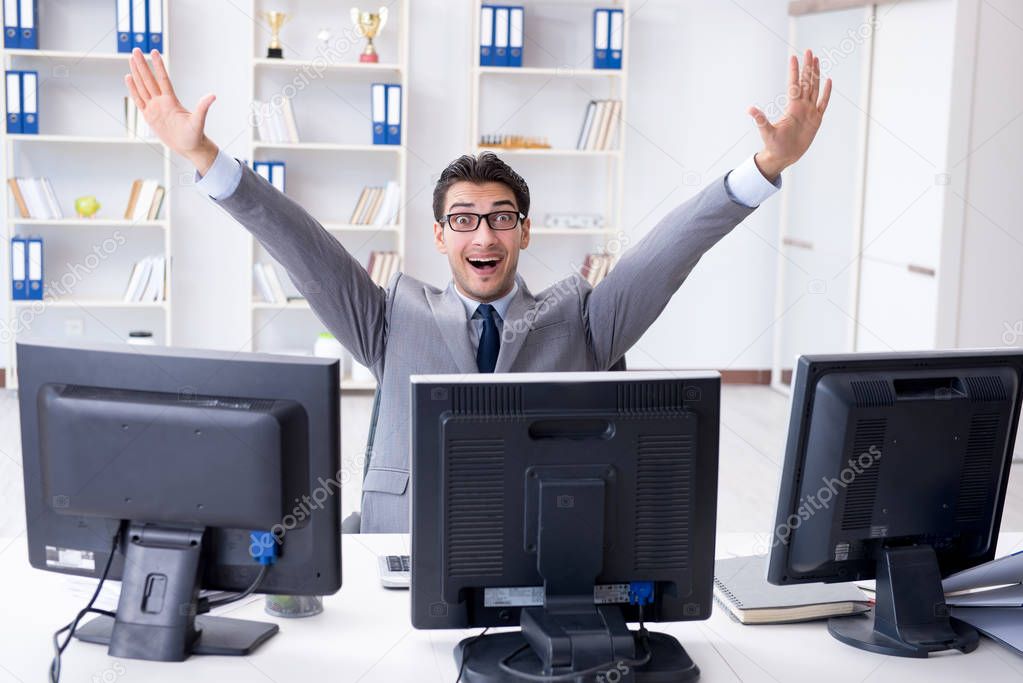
top-left (194, 149), bottom-right (243, 201)
top-left (724, 154), bottom-right (782, 208)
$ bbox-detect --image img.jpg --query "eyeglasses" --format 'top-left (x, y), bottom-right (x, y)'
top-left (441, 210), bottom-right (525, 232)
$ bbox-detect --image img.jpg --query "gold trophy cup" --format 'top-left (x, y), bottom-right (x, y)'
top-left (351, 7), bottom-right (388, 63)
top-left (262, 11), bottom-right (290, 59)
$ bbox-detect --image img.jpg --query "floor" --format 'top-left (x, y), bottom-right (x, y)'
top-left (1, 386), bottom-right (1021, 539)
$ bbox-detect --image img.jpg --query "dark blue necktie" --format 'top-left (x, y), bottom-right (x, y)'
top-left (476, 304), bottom-right (500, 373)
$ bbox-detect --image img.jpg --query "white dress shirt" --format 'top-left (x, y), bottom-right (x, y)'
top-left (452, 281), bottom-right (519, 354)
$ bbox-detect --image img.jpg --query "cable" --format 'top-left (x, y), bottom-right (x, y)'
top-left (49, 531), bottom-right (120, 683)
top-left (203, 564), bottom-right (269, 610)
top-left (455, 627), bottom-right (490, 682)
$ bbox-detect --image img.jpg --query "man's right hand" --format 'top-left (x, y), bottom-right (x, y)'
top-left (124, 47), bottom-right (219, 175)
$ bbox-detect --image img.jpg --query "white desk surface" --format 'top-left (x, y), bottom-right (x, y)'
top-left (1, 532), bottom-right (1022, 683)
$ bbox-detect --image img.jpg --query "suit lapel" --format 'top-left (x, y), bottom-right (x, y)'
top-left (495, 278), bottom-right (537, 373)
top-left (426, 283), bottom-right (477, 375)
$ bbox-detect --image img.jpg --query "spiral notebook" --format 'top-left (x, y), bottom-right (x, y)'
top-left (714, 555), bottom-right (871, 625)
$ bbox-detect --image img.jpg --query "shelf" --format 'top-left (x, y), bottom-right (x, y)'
top-left (6, 134), bottom-right (165, 146)
top-left (253, 141), bottom-right (403, 153)
top-left (253, 58), bottom-right (402, 74)
top-left (341, 379), bottom-right (377, 391)
top-left (10, 218), bottom-right (168, 228)
top-left (321, 223), bottom-right (401, 233)
top-left (2, 48), bottom-right (157, 63)
top-left (529, 228), bottom-right (615, 236)
top-left (477, 66), bottom-right (622, 78)
top-left (477, 146), bottom-right (621, 157)
top-left (12, 300), bottom-right (168, 309)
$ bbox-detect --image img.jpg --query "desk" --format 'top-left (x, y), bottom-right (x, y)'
top-left (1, 533), bottom-right (1021, 682)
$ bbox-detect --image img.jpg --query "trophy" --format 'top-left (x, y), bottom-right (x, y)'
top-left (350, 7), bottom-right (388, 63)
top-left (262, 11), bottom-right (290, 59)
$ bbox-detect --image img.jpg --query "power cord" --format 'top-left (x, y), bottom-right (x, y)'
top-left (49, 530), bottom-right (120, 683)
top-left (455, 627), bottom-right (491, 682)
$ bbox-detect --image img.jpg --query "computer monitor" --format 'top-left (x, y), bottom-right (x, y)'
top-left (18, 340), bottom-right (343, 662)
top-left (410, 371), bottom-right (720, 682)
top-left (768, 349), bottom-right (1023, 658)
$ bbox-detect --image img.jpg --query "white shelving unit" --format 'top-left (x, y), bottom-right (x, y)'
top-left (246, 0), bottom-right (409, 392)
top-left (468, 0), bottom-right (629, 289)
top-left (1, 4), bottom-right (173, 390)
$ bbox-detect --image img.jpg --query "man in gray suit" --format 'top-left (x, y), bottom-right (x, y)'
top-left (125, 47), bottom-right (831, 532)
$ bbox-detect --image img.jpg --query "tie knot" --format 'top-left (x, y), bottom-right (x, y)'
top-left (476, 303), bottom-right (496, 321)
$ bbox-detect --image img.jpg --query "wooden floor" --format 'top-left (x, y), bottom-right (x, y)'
top-left (1, 386), bottom-right (1021, 539)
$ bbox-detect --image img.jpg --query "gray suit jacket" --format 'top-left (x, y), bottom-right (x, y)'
top-left (213, 163), bottom-right (757, 532)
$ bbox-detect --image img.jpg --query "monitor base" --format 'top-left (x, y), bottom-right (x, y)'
top-left (828, 612), bottom-right (978, 658)
top-left (455, 630), bottom-right (699, 682)
top-left (76, 614), bottom-right (279, 659)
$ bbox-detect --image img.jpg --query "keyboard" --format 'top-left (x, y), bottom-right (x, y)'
top-left (378, 554), bottom-right (411, 589)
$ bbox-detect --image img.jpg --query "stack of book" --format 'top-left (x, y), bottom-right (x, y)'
top-left (576, 100), bottom-right (622, 151)
top-left (7, 177), bottom-right (62, 219)
top-left (253, 98), bottom-right (300, 144)
top-left (580, 252), bottom-right (614, 286)
top-left (253, 262), bottom-right (295, 305)
top-left (350, 182), bottom-right (400, 226)
top-left (123, 255), bottom-right (166, 303)
top-left (124, 96), bottom-right (153, 139)
top-left (367, 251), bottom-right (401, 287)
top-left (124, 179), bottom-right (166, 221)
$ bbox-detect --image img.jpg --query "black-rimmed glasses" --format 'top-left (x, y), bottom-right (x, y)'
top-left (441, 211), bottom-right (525, 232)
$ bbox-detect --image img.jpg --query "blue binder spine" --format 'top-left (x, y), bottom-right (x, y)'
top-left (5, 70), bottom-right (21, 134)
top-left (20, 70), bottom-right (37, 134)
top-left (116, 0), bottom-right (132, 53)
top-left (609, 9), bottom-right (624, 69)
top-left (371, 83), bottom-right (387, 145)
top-left (479, 5), bottom-right (494, 67)
top-left (131, 0), bottom-right (147, 52)
top-left (385, 84), bottom-right (401, 145)
top-left (17, 0), bottom-right (35, 49)
top-left (593, 9), bottom-right (610, 69)
top-left (3, 0), bottom-right (18, 49)
top-left (146, 0), bottom-right (162, 53)
top-left (10, 237), bottom-right (27, 301)
top-left (270, 161), bottom-right (286, 194)
top-left (493, 6), bottom-right (509, 67)
top-left (508, 6), bottom-right (523, 68)
top-left (27, 236), bottom-right (42, 300)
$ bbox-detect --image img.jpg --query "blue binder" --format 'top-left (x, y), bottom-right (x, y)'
top-left (593, 9), bottom-right (610, 69)
top-left (508, 6), bottom-right (523, 67)
top-left (20, 70), bottom-right (37, 134)
top-left (5, 70), bottom-right (21, 134)
top-left (253, 161), bottom-right (271, 183)
top-left (479, 5), bottom-right (494, 67)
top-left (17, 0), bottom-right (36, 49)
top-left (493, 6), bottom-right (509, 67)
top-left (146, 0), bottom-right (162, 53)
top-left (608, 9), bottom-right (623, 69)
top-left (26, 236), bottom-right (42, 300)
top-left (116, 0), bottom-right (131, 53)
top-left (371, 83), bottom-right (386, 145)
top-left (10, 237), bottom-right (27, 301)
top-left (131, 0), bottom-right (147, 52)
top-left (4, 0), bottom-right (17, 48)
top-left (270, 161), bottom-right (286, 193)
top-left (385, 84), bottom-right (401, 145)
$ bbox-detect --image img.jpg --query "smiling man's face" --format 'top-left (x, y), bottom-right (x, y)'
top-left (433, 181), bottom-right (531, 303)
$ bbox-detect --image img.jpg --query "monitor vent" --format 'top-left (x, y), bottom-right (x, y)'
top-left (840, 418), bottom-right (886, 530)
top-left (451, 386), bottom-right (523, 415)
top-left (617, 382), bottom-right (688, 414)
top-left (955, 412), bottom-right (1001, 524)
top-left (445, 438), bottom-right (505, 577)
top-left (965, 376), bottom-right (1007, 402)
top-left (634, 434), bottom-right (693, 571)
top-left (60, 385), bottom-right (276, 411)
top-left (850, 380), bottom-right (894, 408)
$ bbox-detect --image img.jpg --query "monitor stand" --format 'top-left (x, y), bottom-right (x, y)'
top-left (828, 545), bottom-right (979, 658)
top-left (75, 524), bottom-right (279, 661)
top-left (455, 476), bottom-right (699, 682)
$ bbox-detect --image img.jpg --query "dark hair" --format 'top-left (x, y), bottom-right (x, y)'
top-left (432, 152), bottom-right (530, 222)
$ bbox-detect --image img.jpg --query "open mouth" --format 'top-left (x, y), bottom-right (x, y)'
top-left (467, 256), bottom-right (502, 276)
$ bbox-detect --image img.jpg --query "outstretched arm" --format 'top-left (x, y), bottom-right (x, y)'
top-left (585, 49), bottom-right (832, 369)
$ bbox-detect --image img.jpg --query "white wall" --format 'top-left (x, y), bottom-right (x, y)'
top-left (162, 0), bottom-right (788, 370)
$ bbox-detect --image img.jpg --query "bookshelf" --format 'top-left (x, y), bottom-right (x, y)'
top-left (469, 0), bottom-right (629, 290)
top-left (246, 0), bottom-right (409, 392)
top-left (0, 3), bottom-right (173, 390)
